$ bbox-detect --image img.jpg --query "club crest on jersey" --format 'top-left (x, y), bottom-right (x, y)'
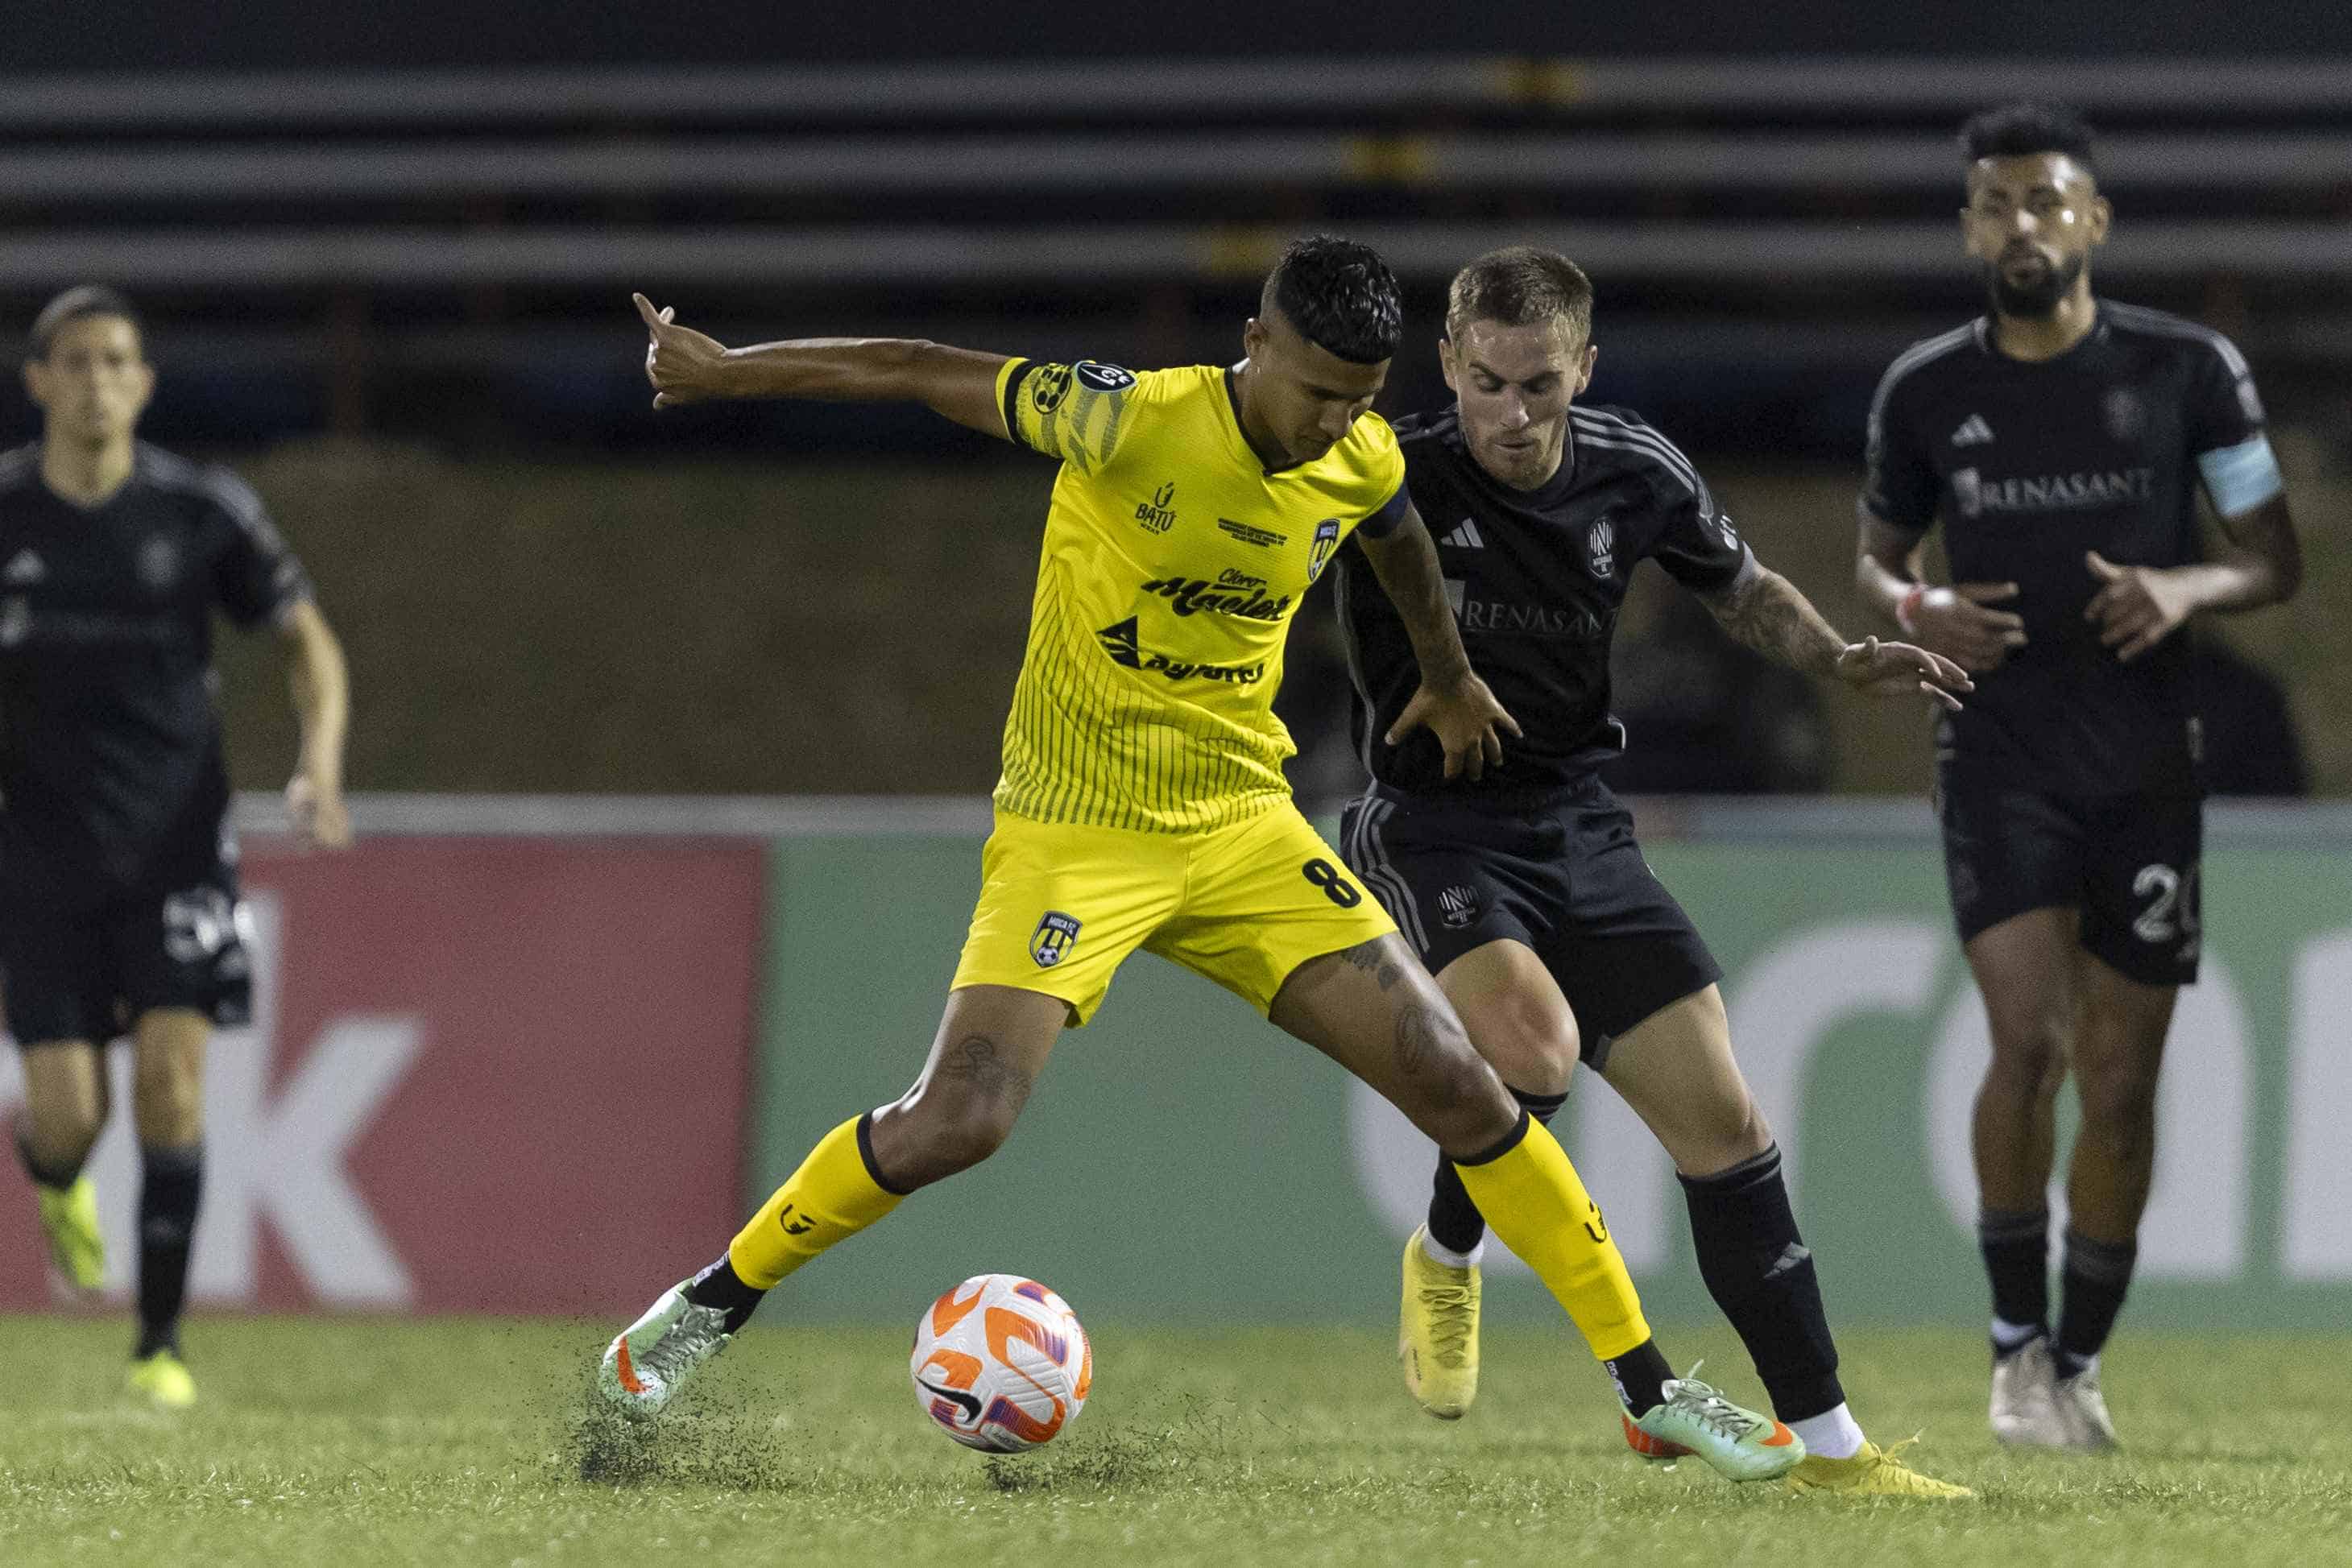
top-left (2104, 387), bottom-right (2148, 442)
top-left (1029, 364), bottom-right (1075, 414)
top-left (139, 536), bottom-right (182, 591)
top-left (1306, 518), bottom-right (1342, 583)
top-left (1030, 911), bottom-right (1083, 968)
top-left (1438, 885), bottom-right (1480, 929)
top-left (1587, 517), bottom-right (1616, 578)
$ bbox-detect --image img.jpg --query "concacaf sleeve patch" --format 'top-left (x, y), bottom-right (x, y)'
top-left (1075, 362), bottom-right (1137, 393)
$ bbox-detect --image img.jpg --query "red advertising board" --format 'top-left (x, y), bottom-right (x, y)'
top-left (0, 838), bottom-right (763, 1314)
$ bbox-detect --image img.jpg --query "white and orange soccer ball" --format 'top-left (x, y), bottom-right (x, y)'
top-left (909, 1273), bottom-right (1092, 1453)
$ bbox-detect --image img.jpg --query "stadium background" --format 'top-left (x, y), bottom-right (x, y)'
top-left (2, 10), bottom-right (2348, 1343)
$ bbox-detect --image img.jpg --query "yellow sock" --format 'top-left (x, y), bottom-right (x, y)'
top-left (1453, 1116), bottom-right (1651, 1361)
top-left (727, 1115), bottom-right (904, 1290)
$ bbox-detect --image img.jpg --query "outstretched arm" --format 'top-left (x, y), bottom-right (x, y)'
top-left (1706, 557), bottom-right (1971, 710)
top-left (1354, 503), bottom-right (1521, 779)
top-left (632, 293), bottom-right (1012, 438)
top-left (279, 600), bottom-right (352, 848)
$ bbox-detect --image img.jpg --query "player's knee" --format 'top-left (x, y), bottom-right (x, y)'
top-left (132, 1057), bottom-right (204, 1146)
top-left (22, 1103), bottom-right (103, 1171)
top-left (1986, 1013), bottom-right (2068, 1090)
top-left (2075, 1057), bottom-right (2160, 1142)
top-left (1466, 996), bottom-right (1577, 1098)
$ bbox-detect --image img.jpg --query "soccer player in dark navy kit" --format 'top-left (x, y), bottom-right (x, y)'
top-left (1338, 246), bottom-right (1975, 1498)
top-left (1857, 105), bottom-right (2302, 1451)
top-left (3, 287), bottom-right (352, 1408)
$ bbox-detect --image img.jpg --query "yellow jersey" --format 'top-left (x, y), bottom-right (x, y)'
top-left (991, 358), bottom-right (1407, 834)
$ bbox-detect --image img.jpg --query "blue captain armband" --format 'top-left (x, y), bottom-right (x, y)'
top-left (2197, 434), bottom-right (2284, 518)
top-left (1356, 484), bottom-right (1410, 540)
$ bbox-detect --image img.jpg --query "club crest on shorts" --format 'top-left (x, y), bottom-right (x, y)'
top-left (1030, 911), bottom-right (1083, 968)
top-left (1306, 519), bottom-right (1342, 583)
top-left (1438, 885), bottom-right (1480, 929)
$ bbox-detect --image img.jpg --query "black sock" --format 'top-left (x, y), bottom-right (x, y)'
top-left (135, 1143), bottom-right (203, 1360)
top-left (1426, 1086), bottom-right (1567, 1256)
top-left (682, 1252), bottom-right (767, 1334)
top-left (1605, 1338), bottom-right (1674, 1416)
top-left (16, 1132), bottom-right (85, 1193)
top-left (1979, 1206), bottom-right (2051, 1351)
top-left (1679, 1144), bottom-right (1844, 1422)
top-left (2056, 1229), bottom-right (2136, 1376)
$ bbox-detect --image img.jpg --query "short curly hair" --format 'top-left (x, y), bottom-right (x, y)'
top-left (1261, 235), bottom-right (1403, 366)
top-left (1960, 101), bottom-right (2099, 180)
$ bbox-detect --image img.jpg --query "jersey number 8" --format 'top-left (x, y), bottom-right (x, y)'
top-left (1301, 858), bottom-right (1362, 908)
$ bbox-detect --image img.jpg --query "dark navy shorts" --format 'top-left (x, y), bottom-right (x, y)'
top-left (1339, 775), bottom-right (1721, 1072)
top-left (1, 821), bottom-right (254, 1048)
top-left (1936, 772), bottom-right (2203, 987)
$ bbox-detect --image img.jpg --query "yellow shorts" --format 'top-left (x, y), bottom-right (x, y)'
top-left (950, 803), bottom-right (1397, 1026)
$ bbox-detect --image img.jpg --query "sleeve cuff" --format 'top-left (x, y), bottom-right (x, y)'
top-left (1356, 484), bottom-right (1410, 540)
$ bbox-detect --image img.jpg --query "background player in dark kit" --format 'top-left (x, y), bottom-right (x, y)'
top-left (1856, 105), bottom-right (2301, 1450)
top-left (3, 286), bottom-right (352, 1408)
top-left (1337, 246), bottom-right (1973, 1498)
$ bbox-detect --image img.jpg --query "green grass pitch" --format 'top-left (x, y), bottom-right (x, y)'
top-left (5, 1315), bottom-right (2348, 1566)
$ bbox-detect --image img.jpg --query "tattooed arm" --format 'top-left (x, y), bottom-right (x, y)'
top-left (1700, 560), bottom-right (1973, 710)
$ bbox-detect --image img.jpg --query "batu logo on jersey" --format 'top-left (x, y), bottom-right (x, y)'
top-left (1588, 517), bottom-right (1616, 578)
top-left (1951, 465), bottom-right (2155, 519)
top-left (1306, 519), bottom-right (1342, 583)
top-left (1030, 911), bottom-right (1083, 968)
top-left (1095, 616), bottom-right (1264, 684)
top-left (1139, 570), bottom-right (1292, 622)
top-left (1134, 481), bottom-right (1178, 534)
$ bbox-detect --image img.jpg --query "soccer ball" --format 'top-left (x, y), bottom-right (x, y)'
top-left (909, 1273), bottom-right (1092, 1452)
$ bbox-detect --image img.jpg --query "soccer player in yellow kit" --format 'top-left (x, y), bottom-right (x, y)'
top-left (596, 238), bottom-right (1802, 1480)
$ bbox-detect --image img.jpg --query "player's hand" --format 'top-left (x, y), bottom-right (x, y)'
top-left (1905, 581), bottom-right (2027, 672)
top-left (287, 772), bottom-right (353, 850)
top-left (633, 292), bottom-right (731, 408)
top-left (1835, 636), bottom-right (1973, 713)
top-left (2085, 552), bottom-right (2198, 663)
top-left (1386, 672), bottom-right (1522, 781)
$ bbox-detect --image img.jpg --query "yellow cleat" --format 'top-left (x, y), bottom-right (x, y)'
top-left (36, 1175), bottom-right (106, 1296)
top-left (1398, 1225), bottom-right (1480, 1419)
top-left (1787, 1438), bottom-right (1973, 1499)
top-left (126, 1350), bottom-right (197, 1410)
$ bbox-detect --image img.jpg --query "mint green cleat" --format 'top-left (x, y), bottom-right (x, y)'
top-left (1633, 1366), bottom-right (1806, 1483)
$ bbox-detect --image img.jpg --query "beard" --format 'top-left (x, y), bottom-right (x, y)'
top-left (1985, 250), bottom-right (2084, 319)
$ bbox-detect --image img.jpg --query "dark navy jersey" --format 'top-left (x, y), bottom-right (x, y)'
top-left (1339, 403), bottom-right (1752, 797)
top-left (1865, 302), bottom-right (2266, 796)
top-left (0, 442), bottom-right (311, 896)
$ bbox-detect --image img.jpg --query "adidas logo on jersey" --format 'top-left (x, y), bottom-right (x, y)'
top-left (1439, 518), bottom-right (1485, 549)
top-left (2, 548), bottom-right (44, 585)
top-left (1950, 414), bottom-right (1995, 447)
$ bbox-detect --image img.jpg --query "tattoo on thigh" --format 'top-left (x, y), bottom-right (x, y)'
top-left (1339, 937), bottom-right (1404, 992)
top-left (1394, 1001), bottom-right (1441, 1078)
top-left (936, 1034), bottom-right (1034, 1116)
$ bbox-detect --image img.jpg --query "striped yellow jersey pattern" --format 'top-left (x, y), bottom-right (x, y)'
top-left (992, 358), bottom-right (1405, 833)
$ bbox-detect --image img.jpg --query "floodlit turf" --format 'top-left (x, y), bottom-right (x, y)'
top-left (4, 1315), bottom-right (2348, 1567)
